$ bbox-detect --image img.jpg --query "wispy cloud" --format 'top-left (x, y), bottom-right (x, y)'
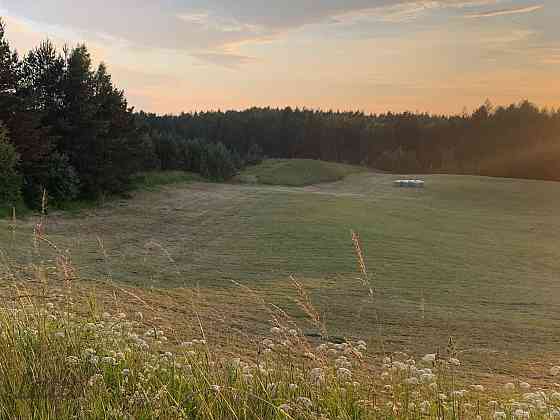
top-left (465, 4), bottom-right (544, 18)
top-left (191, 51), bottom-right (256, 68)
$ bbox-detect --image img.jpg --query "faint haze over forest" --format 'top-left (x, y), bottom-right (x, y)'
top-left (0, 0), bottom-right (558, 114)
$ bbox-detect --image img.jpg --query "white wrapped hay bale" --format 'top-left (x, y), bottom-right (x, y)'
top-left (394, 179), bottom-right (424, 188)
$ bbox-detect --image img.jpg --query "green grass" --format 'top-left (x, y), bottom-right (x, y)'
top-left (239, 159), bottom-right (365, 186)
top-left (131, 170), bottom-right (204, 190)
top-left (2, 164), bottom-right (560, 377)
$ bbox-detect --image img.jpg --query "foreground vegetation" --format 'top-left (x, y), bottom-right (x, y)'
top-left (1, 240), bottom-right (560, 418)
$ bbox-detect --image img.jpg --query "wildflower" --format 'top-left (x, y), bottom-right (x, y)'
top-left (296, 397), bottom-right (312, 408)
top-left (288, 329), bottom-right (298, 336)
top-left (357, 340), bottom-right (367, 347)
top-left (180, 341), bottom-right (193, 347)
top-left (135, 311), bottom-right (143, 320)
top-left (310, 367), bottom-right (324, 384)
top-left (382, 356), bottom-right (391, 365)
top-left (422, 353), bottom-right (436, 363)
top-left (316, 344), bottom-right (328, 352)
top-left (66, 356), bottom-right (79, 365)
top-left (46, 302), bottom-right (54, 309)
top-left (406, 377), bottom-right (419, 386)
top-left (101, 356), bottom-right (116, 365)
top-left (337, 367), bottom-right (352, 381)
top-left (289, 383), bottom-right (298, 391)
top-left (452, 390), bottom-right (467, 398)
top-left (270, 327), bottom-right (281, 335)
top-left (438, 393), bottom-right (447, 401)
top-left (420, 373), bottom-right (436, 383)
top-left (54, 331), bottom-right (65, 338)
top-left (304, 352), bottom-right (316, 360)
top-left (122, 368), bottom-right (131, 376)
top-left (335, 356), bottom-right (348, 366)
top-left (551, 366), bottom-right (560, 376)
top-left (262, 338), bottom-right (273, 347)
top-left (504, 382), bottom-right (516, 391)
top-left (384, 384), bottom-right (393, 392)
top-left (520, 382), bottom-right (531, 391)
top-left (88, 374), bottom-right (104, 387)
top-left (117, 312), bottom-right (126, 319)
top-left (513, 409), bottom-right (530, 419)
top-left (493, 411), bottom-right (507, 419)
top-left (471, 384), bottom-right (484, 392)
top-left (420, 401), bottom-right (431, 413)
top-left (210, 385), bottom-right (221, 392)
top-left (449, 358), bottom-right (461, 366)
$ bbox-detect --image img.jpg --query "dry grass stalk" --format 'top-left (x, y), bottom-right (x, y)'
top-left (351, 230), bottom-right (374, 298)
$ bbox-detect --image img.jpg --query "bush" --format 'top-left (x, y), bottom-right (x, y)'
top-left (45, 152), bottom-right (81, 205)
top-left (0, 124), bottom-right (22, 210)
top-left (181, 139), bottom-right (238, 181)
top-left (22, 152), bottom-right (80, 209)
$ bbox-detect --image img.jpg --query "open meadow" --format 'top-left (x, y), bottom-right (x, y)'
top-left (2, 159), bottom-right (560, 382)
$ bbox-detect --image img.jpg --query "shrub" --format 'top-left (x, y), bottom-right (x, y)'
top-left (22, 152), bottom-right (80, 209)
top-left (0, 123), bottom-right (22, 210)
top-left (181, 139), bottom-right (238, 181)
top-left (45, 152), bottom-right (81, 205)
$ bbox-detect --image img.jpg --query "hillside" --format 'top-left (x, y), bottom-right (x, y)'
top-left (237, 159), bottom-right (366, 186)
top-left (2, 163), bottom-right (560, 381)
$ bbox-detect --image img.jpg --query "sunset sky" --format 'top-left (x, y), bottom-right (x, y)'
top-left (0, 0), bottom-right (558, 115)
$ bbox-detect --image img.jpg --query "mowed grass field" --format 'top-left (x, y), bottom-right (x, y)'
top-left (2, 159), bottom-right (560, 379)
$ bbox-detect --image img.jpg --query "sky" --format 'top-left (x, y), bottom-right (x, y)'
top-left (0, 0), bottom-right (558, 115)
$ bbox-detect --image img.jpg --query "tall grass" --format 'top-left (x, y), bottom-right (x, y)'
top-left (0, 217), bottom-right (559, 418)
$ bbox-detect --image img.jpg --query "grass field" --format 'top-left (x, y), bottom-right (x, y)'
top-left (237, 159), bottom-right (365, 186)
top-left (2, 160), bottom-right (560, 381)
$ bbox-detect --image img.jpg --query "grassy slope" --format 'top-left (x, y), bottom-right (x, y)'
top-left (2, 165), bottom-right (560, 377)
top-left (239, 159), bottom-right (365, 186)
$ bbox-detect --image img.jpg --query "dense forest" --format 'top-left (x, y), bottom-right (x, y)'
top-left (1, 18), bottom-right (560, 213)
top-left (139, 101), bottom-right (560, 182)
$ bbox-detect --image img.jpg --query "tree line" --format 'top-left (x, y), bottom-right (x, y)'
top-left (139, 100), bottom-right (560, 181)
top-left (2, 17), bottom-right (560, 213)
